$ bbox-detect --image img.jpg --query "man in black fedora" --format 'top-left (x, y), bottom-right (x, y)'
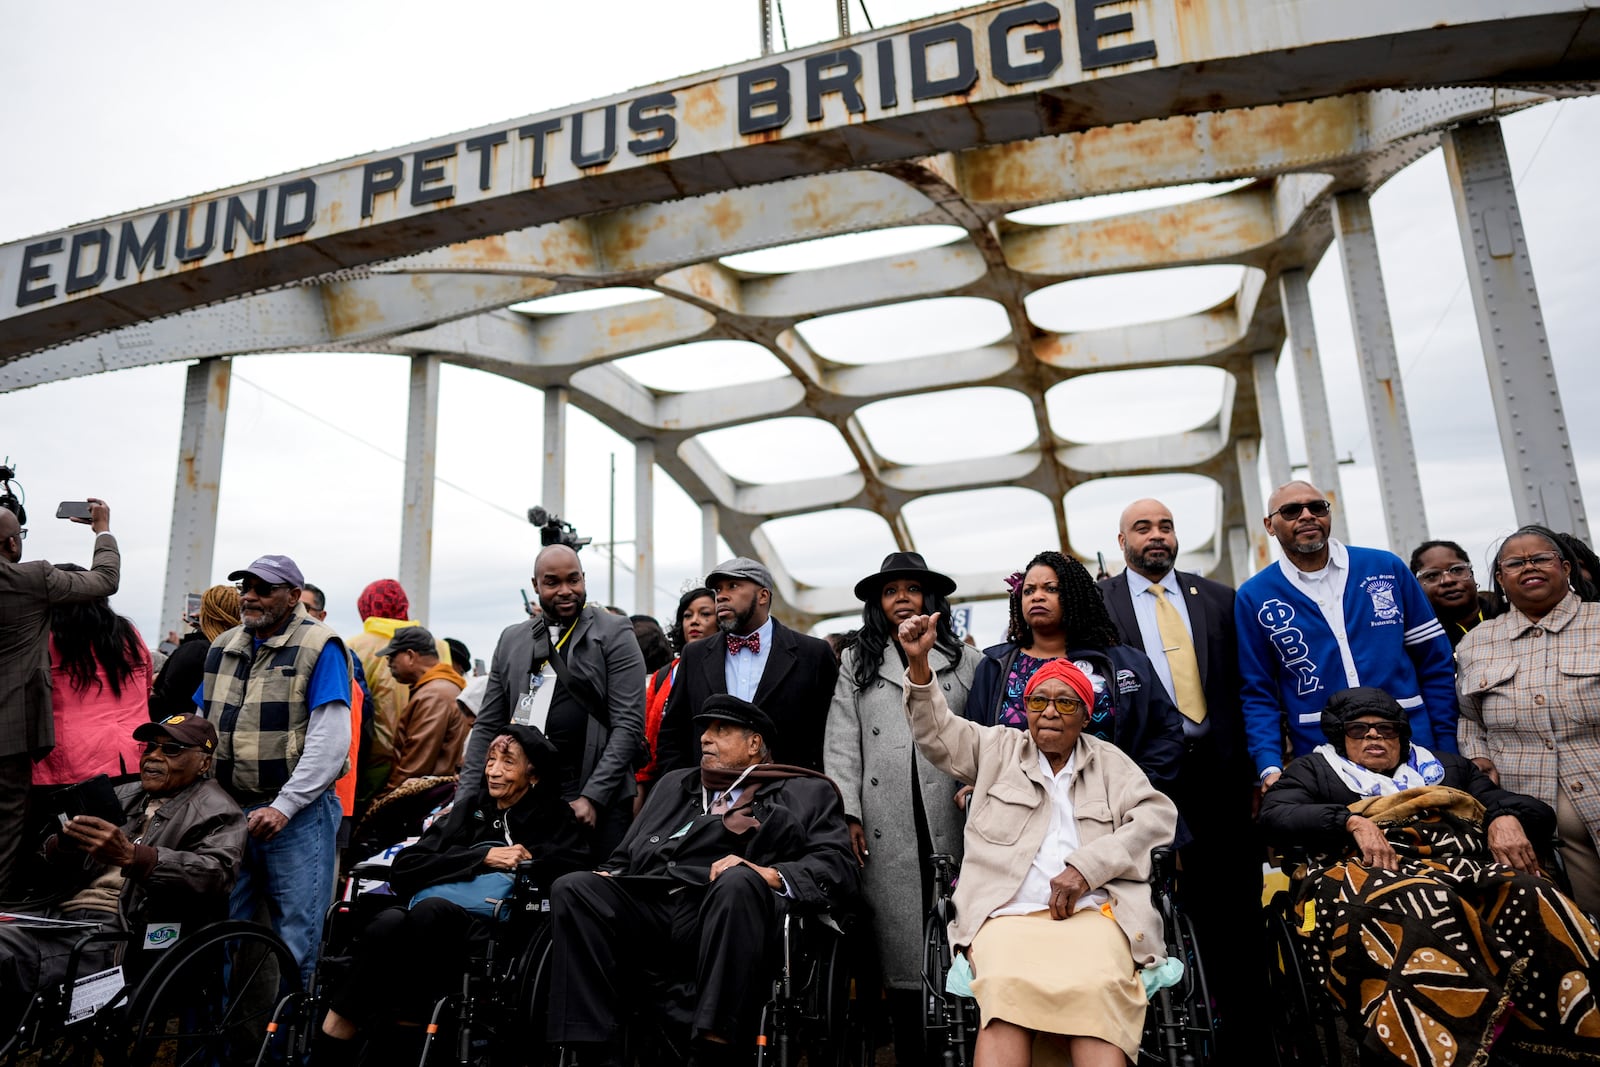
top-left (547, 695), bottom-right (857, 1067)
top-left (654, 557), bottom-right (838, 775)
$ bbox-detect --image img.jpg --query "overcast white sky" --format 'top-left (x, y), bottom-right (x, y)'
top-left (2, 1), bottom-right (1597, 662)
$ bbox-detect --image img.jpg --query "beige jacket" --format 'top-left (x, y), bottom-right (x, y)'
top-left (903, 672), bottom-right (1177, 966)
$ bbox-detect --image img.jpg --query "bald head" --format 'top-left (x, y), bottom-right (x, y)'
top-left (1118, 498), bottom-right (1178, 580)
top-left (533, 543), bottom-right (587, 624)
top-left (1266, 480), bottom-right (1321, 517)
top-left (0, 508), bottom-right (20, 564)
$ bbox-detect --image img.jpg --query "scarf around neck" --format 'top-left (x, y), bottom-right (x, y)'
top-left (698, 763), bottom-right (840, 833)
top-left (1313, 742), bottom-right (1445, 798)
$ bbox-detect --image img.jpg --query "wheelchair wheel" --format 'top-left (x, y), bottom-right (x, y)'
top-left (114, 920), bottom-right (301, 1067)
top-left (506, 923), bottom-right (556, 1067)
top-left (920, 909), bottom-right (976, 1067)
top-left (1263, 896), bottom-right (1343, 1066)
top-left (1140, 908), bottom-right (1217, 1066)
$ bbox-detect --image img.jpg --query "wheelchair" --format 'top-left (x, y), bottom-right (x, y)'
top-left (256, 857), bottom-right (555, 1067)
top-left (1261, 838), bottom-right (1581, 1066)
top-left (920, 847), bottom-right (1216, 1067)
top-left (0, 917), bottom-right (299, 1067)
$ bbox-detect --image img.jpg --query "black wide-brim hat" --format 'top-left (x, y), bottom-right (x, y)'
top-left (853, 551), bottom-right (957, 602)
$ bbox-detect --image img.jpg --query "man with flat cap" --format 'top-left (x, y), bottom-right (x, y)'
top-left (374, 624), bottom-right (467, 798)
top-left (654, 557), bottom-right (839, 776)
top-left (547, 695), bottom-right (857, 1067)
top-left (194, 553), bottom-right (350, 986)
top-left (0, 713), bottom-right (244, 1023)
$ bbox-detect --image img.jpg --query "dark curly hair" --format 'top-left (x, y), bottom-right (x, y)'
top-left (1554, 532), bottom-right (1600, 602)
top-left (849, 581), bottom-right (961, 691)
top-left (49, 563), bottom-right (145, 697)
top-left (1005, 550), bottom-right (1119, 649)
top-left (666, 587), bottom-right (715, 654)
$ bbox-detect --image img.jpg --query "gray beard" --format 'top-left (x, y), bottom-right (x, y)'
top-left (1291, 538), bottom-right (1328, 555)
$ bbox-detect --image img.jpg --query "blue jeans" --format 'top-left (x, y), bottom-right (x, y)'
top-left (228, 789), bottom-right (339, 988)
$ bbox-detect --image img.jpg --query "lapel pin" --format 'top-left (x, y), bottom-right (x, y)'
top-left (1188, 586), bottom-right (1197, 595)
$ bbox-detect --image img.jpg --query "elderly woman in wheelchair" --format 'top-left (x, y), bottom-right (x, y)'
top-left (897, 613), bottom-right (1179, 1067)
top-left (1259, 686), bottom-right (1600, 1066)
top-left (315, 724), bottom-right (586, 1055)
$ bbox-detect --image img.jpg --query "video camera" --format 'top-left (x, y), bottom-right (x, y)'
top-left (527, 505), bottom-right (591, 551)
top-left (0, 458), bottom-right (25, 525)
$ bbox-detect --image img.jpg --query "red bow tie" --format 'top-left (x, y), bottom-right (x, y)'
top-left (727, 633), bottom-right (761, 654)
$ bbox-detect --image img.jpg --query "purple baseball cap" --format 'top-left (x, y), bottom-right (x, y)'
top-left (227, 554), bottom-right (305, 588)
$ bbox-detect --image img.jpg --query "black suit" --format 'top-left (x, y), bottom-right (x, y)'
top-left (546, 767), bottom-right (858, 1049)
top-left (654, 621), bottom-right (839, 775)
top-left (1098, 568), bottom-right (1268, 1055)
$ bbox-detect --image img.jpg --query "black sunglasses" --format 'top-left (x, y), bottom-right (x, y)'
top-left (1272, 500), bottom-right (1332, 521)
top-left (142, 740), bottom-right (199, 756)
top-left (1342, 722), bottom-right (1400, 740)
top-left (235, 579), bottom-right (291, 597)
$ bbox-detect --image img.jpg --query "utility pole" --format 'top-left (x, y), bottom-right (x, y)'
top-left (608, 453), bottom-right (617, 606)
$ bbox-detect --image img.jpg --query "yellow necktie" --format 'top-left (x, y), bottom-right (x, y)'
top-left (1149, 584), bottom-right (1207, 723)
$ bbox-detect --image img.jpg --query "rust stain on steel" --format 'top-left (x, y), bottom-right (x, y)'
top-left (681, 82), bottom-right (728, 133)
top-left (704, 197), bottom-right (746, 242)
top-left (606, 300), bottom-right (677, 340)
top-left (537, 223), bottom-right (598, 273)
top-left (324, 287), bottom-right (386, 338)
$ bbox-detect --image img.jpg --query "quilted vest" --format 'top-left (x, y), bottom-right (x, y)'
top-left (201, 604), bottom-right (342, 805)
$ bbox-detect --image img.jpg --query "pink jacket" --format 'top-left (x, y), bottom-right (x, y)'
top-left (34, 632), bottom-right (153, 786)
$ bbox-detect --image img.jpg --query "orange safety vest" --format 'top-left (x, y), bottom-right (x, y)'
top-left (334, 664), bottom-right (363, 818)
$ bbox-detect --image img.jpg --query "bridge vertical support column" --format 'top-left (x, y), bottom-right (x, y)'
top-left (542, 387), bottom-right (567, 517)
top-left (634, 440), bottom-right (655, 617)
top-left (1232, 438), bottom-right (1270, 585)
top-left (1250, 350), bottom-right (1292, 490)
top-left (1443, 119), bottom-right (1589, 542)
top-left (1279, 268), bottom-right (1351, 543)
top-left (160, 357), bottom-right (231, 643)
top-left (399, 355), bottom-right (440, 623)
top-left (1333, 190), bottom-right (1429, 553)
top-left (701, 505), bottom-right (720, 575)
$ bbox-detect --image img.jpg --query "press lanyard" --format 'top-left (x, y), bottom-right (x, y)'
top-left (552, 620), bottom-right (577, 653)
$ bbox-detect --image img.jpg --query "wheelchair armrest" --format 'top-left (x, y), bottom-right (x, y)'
top-left (1148, 847), bottom-right (1175, 887)
top-left (347, 862), bottom-right (394, 881)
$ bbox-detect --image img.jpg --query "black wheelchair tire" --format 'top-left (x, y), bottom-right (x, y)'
top-left (118, 920), bottom-right (301, 1067)
top-left (1263, 899), bottom-right (1343, 1066)
top-left (920, 909), bottom-right (975, 1067)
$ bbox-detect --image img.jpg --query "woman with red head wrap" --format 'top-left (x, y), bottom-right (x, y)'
top-left (899, 612), bottom-right (1178, 1067)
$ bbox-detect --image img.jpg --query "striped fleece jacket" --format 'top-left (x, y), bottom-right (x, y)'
top-left (1234, 542), bottom-right (1459, 776)
top-left (200, 605), bottom-right (348, 805)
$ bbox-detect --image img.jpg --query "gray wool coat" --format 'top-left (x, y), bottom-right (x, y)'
top-left (823, 640), bottom-right (980, 988)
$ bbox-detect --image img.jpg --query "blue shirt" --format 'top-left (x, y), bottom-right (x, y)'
top-left (723, 617), bottom-right (775, 702)
top-left (191, 635), bottom-right (352, 712)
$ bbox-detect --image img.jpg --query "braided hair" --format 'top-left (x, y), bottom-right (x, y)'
top-left (850, 583), bottom-right (961, 691)
top-left (1005, 550), bottom-right (1120, 649)
top-left (1553, 532), bottom-right (1600, 602)
top-left (1489, 524), bottom-right (1586, 602)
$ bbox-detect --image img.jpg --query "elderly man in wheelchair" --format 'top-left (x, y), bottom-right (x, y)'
top-left (897, 613), bottom-right (1181, 1067)
top-left (0, 713), bottom-right (245, 1033)
top-left (546, 694), bottom-right (859, 1067)
top-left (1259, 686), bottom-right (1600, 1066)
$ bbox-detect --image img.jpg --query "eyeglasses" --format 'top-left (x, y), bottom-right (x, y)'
top-left (1416, 564), bottom-right (1473, 586)
top-left (1024, 694), bottom-right (1086, 715)
top-left (1271, 500), bottom-right (1331, 521)
top-left (235, 579), bottom-right (291, 596)
top-left (142, 741), bottom-right (198, 756)
top-left (1498, 552), bottom-right (1561, 575)
top-left (1341, 722), bottom-right (1401, 740)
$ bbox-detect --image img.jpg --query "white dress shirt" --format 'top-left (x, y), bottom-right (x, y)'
top-left (990, 752), bottom-right (1109, 918)
top-left (1277, 538), bottom-right (1359, 688)
top-left (724, 617), bottom-right (775, 702)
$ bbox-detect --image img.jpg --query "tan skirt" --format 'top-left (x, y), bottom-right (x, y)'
top-left (968, 909), bottom-right (1147, 1061)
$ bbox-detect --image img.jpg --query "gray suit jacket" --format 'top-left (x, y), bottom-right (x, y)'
top-left (0, 534), bottom-right (121, 758)
top-left (459, 604), bottom-right (645, 807)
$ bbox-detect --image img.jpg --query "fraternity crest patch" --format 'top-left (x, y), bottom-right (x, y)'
top-left (1367, 580), bottom-right (1400, 621)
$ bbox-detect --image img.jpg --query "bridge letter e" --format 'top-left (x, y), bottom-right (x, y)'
top-left (1257, 599), bottom-right (1322, 697)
